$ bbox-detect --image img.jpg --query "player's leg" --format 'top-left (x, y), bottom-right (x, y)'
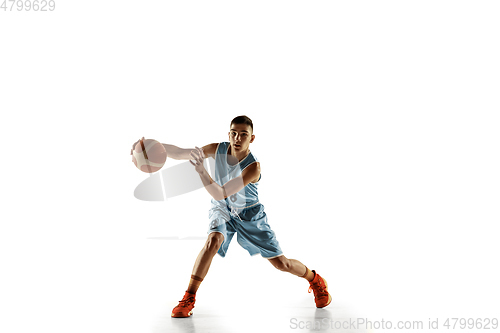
top-left (171, 232), bottom-right (224, 318)
top-left (187, 231), bottom-right (224, 293)
top-left (233, 204), bottom-right (331, 308)
top-left (268, 255), bottom-right (332, 308)
top-left (268, 255), bottom-right (314, 280)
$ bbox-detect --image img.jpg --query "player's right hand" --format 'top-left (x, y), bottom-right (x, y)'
top-left (130, 137), bottom-right (145, 155)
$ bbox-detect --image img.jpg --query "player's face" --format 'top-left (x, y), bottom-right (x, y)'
top-left (228, 124), bottom-right (254, 151)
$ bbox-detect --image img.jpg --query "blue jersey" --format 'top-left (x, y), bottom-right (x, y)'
top-left (207, 142), bottom-right (283, 259)
top-left (210, 141), bottom-right (261, 211)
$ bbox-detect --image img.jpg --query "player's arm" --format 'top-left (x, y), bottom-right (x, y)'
top-left (221, 162), bottom-right (260, 199)
top-left (162, 143), bottom-right (218, 160)
top-left (200, 162), bottom-right (260, 201)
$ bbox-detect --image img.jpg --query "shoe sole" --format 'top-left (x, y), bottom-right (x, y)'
top-left (317, 277), bottom-right (332, 308)
top-left (171, 310), bottom-right (193, 318)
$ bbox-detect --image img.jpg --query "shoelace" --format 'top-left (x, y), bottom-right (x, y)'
top-left (308, 280), bottom-right (328, 296)
top-left (178, 296), bottom-right (195, 307)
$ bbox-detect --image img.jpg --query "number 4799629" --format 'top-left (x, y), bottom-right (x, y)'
top-left (1, 0), bottom-right (55, 11)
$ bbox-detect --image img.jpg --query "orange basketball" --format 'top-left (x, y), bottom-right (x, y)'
top-left (132, 138), bottom-right (167, 173)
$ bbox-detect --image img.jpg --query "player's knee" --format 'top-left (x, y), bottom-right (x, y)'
top-left (206, 233), bottom-right (224, 253)
top-left (270, 256), bottom-right (290, 272)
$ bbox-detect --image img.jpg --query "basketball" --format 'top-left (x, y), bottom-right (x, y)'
top-left (131, 138), bottom-right (167, 173)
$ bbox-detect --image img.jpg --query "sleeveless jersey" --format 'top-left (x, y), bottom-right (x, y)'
top-left (210, 141), bottom-right (261, 211)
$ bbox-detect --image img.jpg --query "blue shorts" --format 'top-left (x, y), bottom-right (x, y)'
top-left (207, 203), bottom-right (283, 259)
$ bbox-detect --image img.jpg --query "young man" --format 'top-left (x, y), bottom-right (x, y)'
top-left (163, 115), bottom-right (331, 318)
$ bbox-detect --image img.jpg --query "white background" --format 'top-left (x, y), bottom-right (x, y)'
top-left (1, 1), bottom-right (499, 332)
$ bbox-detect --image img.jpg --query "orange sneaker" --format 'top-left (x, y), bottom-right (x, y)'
top-left (308, 270), bottom-right (332, 308)
top-left (171, 291), bottom-right (196, 318)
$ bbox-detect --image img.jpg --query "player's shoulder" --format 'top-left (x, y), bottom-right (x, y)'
top-left (246, 161), bottom-right (260, 171)
top-left (201, 142), bottom-right (220, 159)
top-left (243, 161), bottom-right (260, 183)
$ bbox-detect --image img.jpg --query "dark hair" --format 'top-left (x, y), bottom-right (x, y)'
top-left (230, 115), bottom-right (253, 134)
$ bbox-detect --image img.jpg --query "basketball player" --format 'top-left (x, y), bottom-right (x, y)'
top-left (163, 115), bottom-right (331, 318)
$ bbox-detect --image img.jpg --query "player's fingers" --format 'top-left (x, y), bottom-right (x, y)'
top-left (131, 139), bottom-right (140, 152)
top-left (197, 146), bottom-right (205, 158)
top-left (196, 146), bottom-right (203, 155)
top-left (193, 149), bottom-right (201, 159)
top-left (191, 151), bottom-right (201, 162)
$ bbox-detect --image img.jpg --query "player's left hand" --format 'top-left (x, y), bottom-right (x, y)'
top-left (189, 146), bottom-right (206, 174)
top-left (130, 137), bottom-right (145, 155)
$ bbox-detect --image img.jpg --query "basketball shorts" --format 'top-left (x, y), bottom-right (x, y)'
top-left (207, 203), bottom-right (283, 259)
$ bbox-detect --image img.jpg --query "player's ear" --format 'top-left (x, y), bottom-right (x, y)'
top-left (250, 134), bottom-right (255, 143)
